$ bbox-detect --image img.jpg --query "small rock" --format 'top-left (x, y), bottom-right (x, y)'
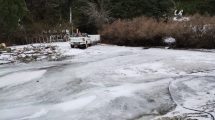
top-left (0, 43), bottom-right (6, 49)
top-left (143, 47), bottom-right (150, 49)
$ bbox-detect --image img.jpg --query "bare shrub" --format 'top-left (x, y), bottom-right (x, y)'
top-left (101, 15), bottom-right (215, 48)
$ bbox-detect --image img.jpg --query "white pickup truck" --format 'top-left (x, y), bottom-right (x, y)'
top-left (69, 35), bottom-right (100, 49)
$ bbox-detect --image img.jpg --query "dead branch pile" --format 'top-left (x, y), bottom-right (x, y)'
top-left (0, 44), bottom-right (64, 64)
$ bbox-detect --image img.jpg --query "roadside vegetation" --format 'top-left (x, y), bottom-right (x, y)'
top-left (101, 15), bottom-right (215, 48)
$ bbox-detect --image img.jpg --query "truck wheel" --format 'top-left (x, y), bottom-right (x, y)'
top-left (82, 44), bottom-right (88, 49)
top-left (71, 45), bottom-right (74, 48)
top-left (84, 44), bottom-right (88, 49)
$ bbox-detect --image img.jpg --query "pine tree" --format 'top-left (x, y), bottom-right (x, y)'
top-left (0, 0), bottom-right (27, 38)
top-left (25, 0), bottom-right (63, 25)
top-left (108, 0), bottom-right (174, 20)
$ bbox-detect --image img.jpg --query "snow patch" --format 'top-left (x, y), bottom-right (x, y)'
top-left (54, 96), bottom-right (96, 112)
top-left (117, 62), bottom-right (175, 77)
top-left (173, 17), bottom-right (190, 22)
top-left (20, 109), bottom-right (48, 119)
top-left (164, 37), bottom-right (176, 44)
top-left (0, 70), bottom-right (46, 88)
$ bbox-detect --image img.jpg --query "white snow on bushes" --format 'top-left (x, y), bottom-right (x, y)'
top-left (164, 37), bottom-right (176, 44)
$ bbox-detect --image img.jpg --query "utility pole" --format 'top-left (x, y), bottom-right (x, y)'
top-left (70, 5), bottom-right (73, 35)
top-left (70, 7), bottom-right (72, 24)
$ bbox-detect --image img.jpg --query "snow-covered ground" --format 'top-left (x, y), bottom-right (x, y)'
top-left (0, 42), bottom-right (215, 120)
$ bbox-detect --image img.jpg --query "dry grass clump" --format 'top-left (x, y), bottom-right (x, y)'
top-left (101, 15), bottom-right (215, 48)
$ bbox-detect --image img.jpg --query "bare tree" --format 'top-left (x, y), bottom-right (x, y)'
top-left (81, 0), bottom-right (111, 30)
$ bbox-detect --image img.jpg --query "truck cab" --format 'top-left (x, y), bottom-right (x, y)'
top-left (69, 34), bottom-right (100, 49)
top-left (69, 33), bottom-right (91, 49)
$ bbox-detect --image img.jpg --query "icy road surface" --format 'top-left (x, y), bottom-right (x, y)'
top-left (0, 43), bottom-right (215, 120)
